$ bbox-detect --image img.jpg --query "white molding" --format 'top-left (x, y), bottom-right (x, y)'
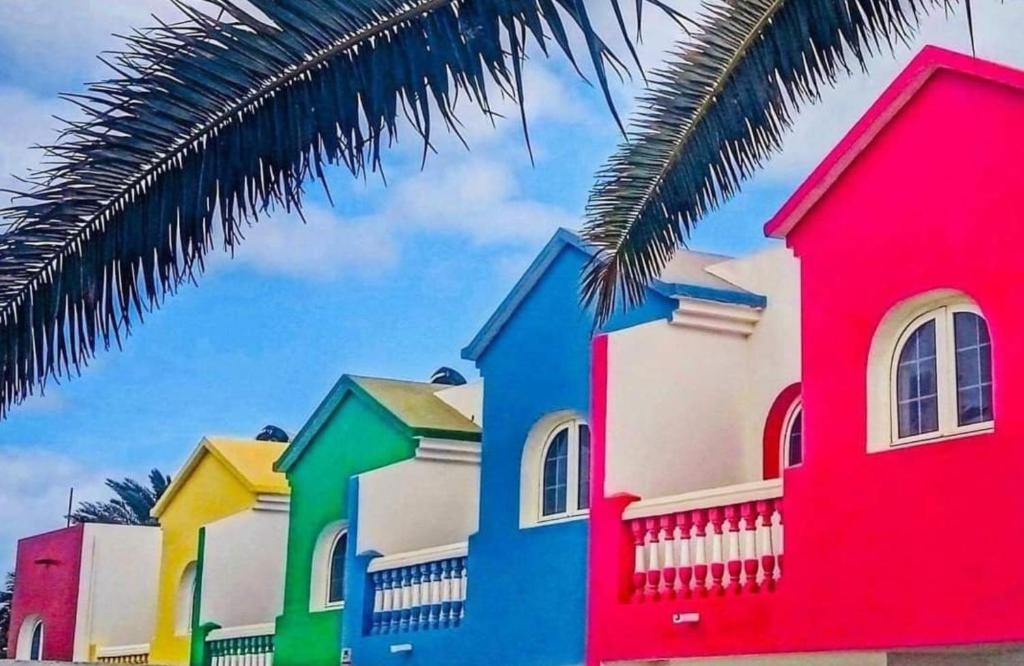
top-left (414, 437), bottom-right (481, 464)
top-left (623, 479), bottom-right (783, 521)
top-left (670, 298), bottom-right (763, 336)
top-left (367, 541), bottom-right (468, 573)
top-left (254, 494), bottom-right (291, 512)
top-left (96, 643), bottom-right (150, 658)
top-left (207, 623), bottom-right (275, 642)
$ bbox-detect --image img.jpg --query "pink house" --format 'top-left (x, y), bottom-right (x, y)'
top-left (8, 524), bottom-right (161, 663)
top-left (587, 46), bottom-right (1024, 665)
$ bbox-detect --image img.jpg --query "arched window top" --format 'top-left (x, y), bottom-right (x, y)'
top-left (175, 562), bottom-right (197, 636)
top-left (29, 620), bottom-right (43, 661)
top-left (868, 292), bottom-right (993, 450)
top-left (520, 412), bottom-right (590, 527)
top-left (784, 402), bottom-right (803, 469)
top-left (310, 521), bottom-right (347, 612)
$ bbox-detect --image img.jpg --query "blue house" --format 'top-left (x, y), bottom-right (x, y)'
top-left (341, 228), bottom-right (746, 665)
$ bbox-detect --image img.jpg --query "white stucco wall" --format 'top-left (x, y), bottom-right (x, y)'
top-left (198, 507), bottom-right (289, 629)
top-left (435, 380), bottom-right (484, 426)
top-left (356, 455), bottom-right (479, 556)
top-left (73, 524), bottom-right (161, 661)
top-left (605, 246), bottom-right (800, 500)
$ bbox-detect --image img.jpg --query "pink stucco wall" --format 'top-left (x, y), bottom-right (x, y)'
top-left (8, 525), bottom-right (84, 661)
top-left (587, 46), bottom-right (1024, 663)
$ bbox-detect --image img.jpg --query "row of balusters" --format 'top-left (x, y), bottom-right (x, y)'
top-left (208, 633), bottom-right (274, 666)
top-left (369, 556), bottom-right (468, 634)
top-left (628, 498), bottom-right (783, 601)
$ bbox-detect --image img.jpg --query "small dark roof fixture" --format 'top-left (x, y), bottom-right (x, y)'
top-left (256, 425), bottom-right (290, 443)
top-left (431, 367), bottom-right (467, 386)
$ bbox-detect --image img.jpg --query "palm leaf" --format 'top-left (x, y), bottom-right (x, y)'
top-left (0, 0), bottom-right (669, 417)
top-left (581, 0), bottom-right (969, 323)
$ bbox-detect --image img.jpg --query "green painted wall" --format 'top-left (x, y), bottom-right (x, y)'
top-left (273, 393), bottom-right (417, 666)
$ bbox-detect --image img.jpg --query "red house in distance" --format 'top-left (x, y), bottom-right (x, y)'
top-left (587, 46), bottom-right (1024, 665)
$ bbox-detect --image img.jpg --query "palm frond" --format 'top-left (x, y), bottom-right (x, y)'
top-left (0, 0), bottom-right (668, 417)
top-left (581, 0), bottom-right (967, 323)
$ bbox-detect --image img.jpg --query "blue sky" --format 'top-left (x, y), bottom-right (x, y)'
top-left (0, 0), bottom-right (1016, 570)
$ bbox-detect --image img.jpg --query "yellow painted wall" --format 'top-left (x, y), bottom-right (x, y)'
top-left (148, 454), bottom-right (257, 665)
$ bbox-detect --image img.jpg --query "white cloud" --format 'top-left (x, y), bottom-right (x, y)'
top-left (763, 1), bottom-right (1024, 182)
top-left (0, 447), bottom-right (121, 572)
top-left (226, 205), bottom-right (399, 281)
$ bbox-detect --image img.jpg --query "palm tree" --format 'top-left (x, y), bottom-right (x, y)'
top-left (579, 0), bottom-right (973, 322)
top-left (0, 0), bottom-right (980, 413)
top-left (71, 469), bottom-right (171, 526)
top-left (0, 571), bottom-right (13, 658)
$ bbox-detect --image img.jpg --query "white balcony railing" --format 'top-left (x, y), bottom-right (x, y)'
top-left (206, 623), bottom-right (275, 666)
top-left (96, 643), bottom-right (150, 664)
top-left (623, 479), bottom-right (783, 601)
top-left (367, 542), bottom-right (468, 634)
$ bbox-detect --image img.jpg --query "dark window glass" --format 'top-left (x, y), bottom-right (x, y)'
top-left (896, 320), bottom-right (939, 438)
top-left (328, 532), bottom-right (347, 604)
top-left (787, 409), bottom-right (803, 467)
top-left (577, 425), bottom-right (591, 510)
top-left (954, 312), bottom-right (993, 426)
top-left (542, 428), bottom-right (569, 516)
top-left (29, 622), bottom-right (42, 661)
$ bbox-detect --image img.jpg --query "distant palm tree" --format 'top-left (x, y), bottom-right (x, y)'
top-left (71, 469), bottom-right (171, 526)
top-left (0, 571), bottom-right (13, 658)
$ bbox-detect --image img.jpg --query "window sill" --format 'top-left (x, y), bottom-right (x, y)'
top-left (310, 601), bottom-right (345, 614)
top-left (522, 510), bottom-right (589, 530)
top-left (872, 424), bottom-right (994, 453)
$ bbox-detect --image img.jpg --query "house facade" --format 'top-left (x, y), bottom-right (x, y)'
top-left (272, 375), bottom-right (481, 666)
top-left (7, 524), bottom-right (161, 663)
top-left (148, 437), bottom-right (289, 666)
top-left (341, 229), bottom-right (735, 665)
top-left (586, 46), bottom-right (1024, 666)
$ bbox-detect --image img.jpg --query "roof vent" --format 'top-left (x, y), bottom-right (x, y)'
top-left (430, 367), bottom-right (467, 386)
top-left (256, 425), bottom-right (290, 443)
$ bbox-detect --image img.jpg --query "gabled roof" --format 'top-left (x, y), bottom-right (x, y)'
top-left (152, 437), bottom-right (289, 518)
top-left (275, 375), bottom-right (481, 473)
top-left (766, 46), bottom-right (1024, 239)
top-left (461, 228), bottom-right (764, 362)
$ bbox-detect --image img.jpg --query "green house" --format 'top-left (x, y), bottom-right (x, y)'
top-left (272, 374), bottom-right (481, 666)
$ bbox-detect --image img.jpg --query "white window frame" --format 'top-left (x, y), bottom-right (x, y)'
top-left (537, 418), bottom-right (590, 523)
top-left (309, 521), bottom-right (348, 612)
top-left (889, 303), bottom-right (993, 447)
top-left (16, 615), bottom-right (44, 661)
top-left (782, 400), bottom-right (803, 469)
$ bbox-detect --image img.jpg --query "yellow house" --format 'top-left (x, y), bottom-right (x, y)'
top-left (148, 437), bottom-right (289, 666)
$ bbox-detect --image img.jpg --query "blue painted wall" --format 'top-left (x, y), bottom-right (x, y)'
top-left (343, 237), bottom-right (675, 665)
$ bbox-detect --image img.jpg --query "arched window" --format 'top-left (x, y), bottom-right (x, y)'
top-left (310, 521), bottom-right (347, 611)
top-left (327, 531), bottom-right (347, 605)
top-left (16, 616), bottom-right (44, 661)
top-left (175, 562), bottom-right (197, 635)
top-left (29, 620), bottom-right (43, 661)
top-left (890, 304), bottom-right (993, 445)
top-left (783, 402), bottom-right (803, 468)
top-left (539, 419), bottom-right (590, 520)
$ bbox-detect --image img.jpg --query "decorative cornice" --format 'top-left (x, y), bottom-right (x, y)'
top-left (670, 297), bottom-right (764, 336)
top-left (414, 437), bottom-right (481, 464)
top-left (254, 494), bottom-right (291, 513)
